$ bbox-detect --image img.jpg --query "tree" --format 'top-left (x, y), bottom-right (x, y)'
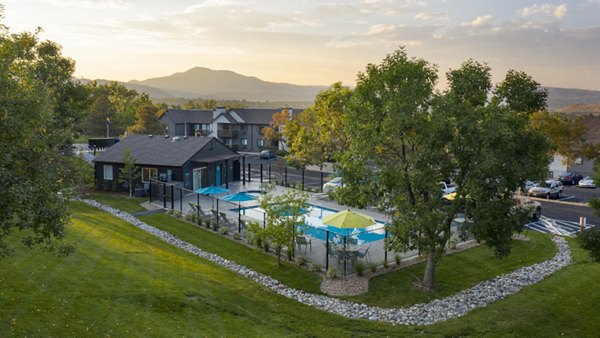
top-left (340, 49), bottom-right (550, 289)
top-left (284, 83), bottom-right (352, 166)
top-left (530, 111), bottom-right (587, 160)
top-left (577, 227), bottom-right (600, 263)
top-left (0, 18), bottom-right (86, 257)
top-left (127, 102), bottom-right (165, 135)
top-left (262, 108), bottom-right (290, 147)
top-left (118, 148), bottom-right (141, 198)
top-left (260, 191), bottom-right (309, 265)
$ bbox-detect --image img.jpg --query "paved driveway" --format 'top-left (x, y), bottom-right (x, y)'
top-left (525, 216), bottom-right (594, 236)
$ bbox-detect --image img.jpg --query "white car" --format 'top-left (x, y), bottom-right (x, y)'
top-left (578, 176), bottom-right (596, 188)
top-left (528, 179), bottom-right (563, 199)
top-left (323, 177), bottom-right (343, 193)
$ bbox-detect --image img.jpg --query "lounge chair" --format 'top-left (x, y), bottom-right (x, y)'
top-left (219, 212), bottom-right (236, 227)
top-left (355, 245), bottom-right (371, 265)
top-left (296, 235), bottom-right (312, 254)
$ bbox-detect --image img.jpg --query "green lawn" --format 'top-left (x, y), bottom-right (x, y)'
top-left (347, 231), bottom-right (557, 307)
top-left (140, 213), bottom-right (323, 293)
top-left (1, 202), bottom-right (599, 336)
top-left (87, 191), bottom-right (147, 213)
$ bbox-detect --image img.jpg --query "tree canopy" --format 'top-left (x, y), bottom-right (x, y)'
top-left (0, 21), bottom-right (87, 257)
top-left (338, 48), bottom-right (551, 289)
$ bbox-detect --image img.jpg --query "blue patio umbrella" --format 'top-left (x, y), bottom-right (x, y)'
top-left (194, 185), bottom-right (229, 211)
top-left (219, 192), bottom-right (257, 232)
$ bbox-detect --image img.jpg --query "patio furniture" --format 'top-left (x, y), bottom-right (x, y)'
top-left (219, 212), bottom-right (236, 227)
top-left (355, 245), bottom-right (371, 265)
top-left (188, 202), bottom-right (199, 214)
top-left (296, 235), bottom-right (312, 254)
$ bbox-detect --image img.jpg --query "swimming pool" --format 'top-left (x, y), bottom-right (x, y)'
top-left (238, 204), bottom-right (387, 244)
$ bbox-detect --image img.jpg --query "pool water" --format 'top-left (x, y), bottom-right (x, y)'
top-left (238, 204), bottom-right (386, 244)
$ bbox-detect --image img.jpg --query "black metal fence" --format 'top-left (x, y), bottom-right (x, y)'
top-left (241, 160), bottom-right (329, 193)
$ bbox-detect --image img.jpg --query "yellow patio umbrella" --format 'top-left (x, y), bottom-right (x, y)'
top-left (322, 209), bottom-right (376, 230)
top-left (322, 209), bottom-right (376, 278)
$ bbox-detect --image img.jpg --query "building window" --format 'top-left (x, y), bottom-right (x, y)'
top-left (142, 167), bottom-right (158, 182)
top-left (225, 138), bottom-right (233, 145)
top-left (103, 165), bottom-right (113, 180)
top-left (241, 138), bottom-right (248, 146)
top-left (257, 139), bottom-right (264, 147)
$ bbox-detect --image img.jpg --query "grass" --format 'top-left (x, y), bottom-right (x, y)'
top-left (347, 231), bottom-right (557, 307)
top-left (1, 202), bottom-right (599, 336)
top-left (140, 213), bottom-right (323, 293)
top-left (86, 191), bottom-right (147, 213)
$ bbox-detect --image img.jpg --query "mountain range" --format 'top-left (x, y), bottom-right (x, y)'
top-left (78, 67), bottom-right (600, 109)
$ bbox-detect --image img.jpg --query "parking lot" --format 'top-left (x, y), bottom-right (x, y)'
top-left (554, 184), bottom-right (600, 203)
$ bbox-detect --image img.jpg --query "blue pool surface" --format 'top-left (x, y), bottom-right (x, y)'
top-left (238, 204), bottom-right (386, 244)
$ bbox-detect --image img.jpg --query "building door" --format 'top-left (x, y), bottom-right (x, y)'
top-left (193, 167), bottom-right (207, 190)
top-left (216, 164), bottom-right (222, 186)
top-left (233, 160), bottom-right (240, 181)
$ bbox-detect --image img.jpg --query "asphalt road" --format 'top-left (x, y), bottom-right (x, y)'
top-left (557, 184), bottom-right (600, 203)
top-left (537, 200), bottom-right (599, 225)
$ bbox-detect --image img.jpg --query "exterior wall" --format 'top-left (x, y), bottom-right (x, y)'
top-left (549, 154), bottom-right (596, 178)
top-left (549, 154), bottom-right (569, 178)
top-left (94, 162), bottom-right (184, 192)
top-left (159, 116), bottom-right (175, 137)
top-left (567, 157), bottom-right (595, 176)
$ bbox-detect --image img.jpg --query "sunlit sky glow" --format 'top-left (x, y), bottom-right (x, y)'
top-left (3, 0), bottom-right (600, 90)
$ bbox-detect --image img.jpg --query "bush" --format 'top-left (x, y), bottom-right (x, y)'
top-left (577, 227), bottom-right (600, 262)
top-left (326, 267), bottom-right (338, 278)
top-left (355, 260), bottom-right (365, 277)
top-left (185, 214), bottom-right (193, 222)
top-left (309, 262), bottom-right (321, 272)
top-left (295, 255), bottom-right (308, 266)
top-left (263, 240), bottom-right (271, 252)
top-left (370, 262), bottom-right (377, 273)
top-left (233, 232), bottom-right (241, 240)
top-left (447, 237), bottom-right (459, 250)
top-left (395, 253), bottom-right (401, 266)
top-left (276, 149), bottom-right (289, 157)
top-left (383, 259), bottom-right (388, 269)
top-left (219, 227), bottom-right (229, 235)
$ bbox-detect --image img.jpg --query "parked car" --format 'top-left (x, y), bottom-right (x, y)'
top-left (259, 150), bottom-right (276, 159)
top-left (524, 180), bottom-right (537, 192)
top-left (557, 172), bottom-right (583, 185)
top-left (513, 195), bottom-right (542, 220)
top-left (323, 177), bottom-right (343, 193)
top-left (578, 176), bottom-right (597, 188)
top-left (528, 179), bottom-right (563, 199)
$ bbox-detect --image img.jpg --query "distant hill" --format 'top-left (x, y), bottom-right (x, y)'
top-left (546, 87), bottom-right (600, 110)
top-left (557, 103), bottom-right (600, 115)
top-left (76, 78), bottom-right (174, 98)
top-left (129, 67), bottom-right (327, 102)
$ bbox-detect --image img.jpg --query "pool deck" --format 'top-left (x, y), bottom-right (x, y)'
top-left (150, 181), bottom-right (466, 276)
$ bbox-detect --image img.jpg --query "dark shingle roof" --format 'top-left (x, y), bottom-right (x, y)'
top-left (229, 108), bottom-right (282, 124)
top-left (93, 134), bottom-right (213, 167)
top-left (162, 109), bottom-right (213, 124)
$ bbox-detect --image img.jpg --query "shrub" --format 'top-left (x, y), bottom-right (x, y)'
top-left (447, 237), bottom-right (459, 250)
top-left (286, 248), bottom-right (293, 261)
top-left (185, 214), bottom-right (193, 222)
top-left (326, 267), bottom-right (338, 278)
top-left (355, 260), bottom-right (365, 277)
top-left (173, 211), bottom-right (182, 218)
top-left (295, 255), bottom-right (308, 266)
top-left (370, 262), bottom-right (377, 273)
top-left (309, 262), bottom-right (321, 272)
top-left (263, 240), bottom-right (271, 252)
top-left (219, 227), bottom-right (229, 235)
top-left (383, 260), bottom-right (388, 269)
top-left (212, 221), bottom-right (220, 231)
top-left (233, 232), bottom-right (242, 240)
top-left (395, 253), bottom-right (401, 266)
top-left (577, 227), bottom-right (600, 262)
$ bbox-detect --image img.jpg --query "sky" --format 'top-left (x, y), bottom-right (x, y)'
top-left (2, 0), bottom-right (600, 90)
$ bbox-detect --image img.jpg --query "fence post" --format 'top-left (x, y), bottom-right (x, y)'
top-left (320, 170), bottom-right (324, 193)
top-left (180, 188), bottom-right (183, 212)
top-left (197, 193), bottom-right (200, 225)
top-left (248, 163), bottom-right (251, 182)
top-left (325, 230), bottom-right (330, 272)
top-left (225, 161), bottom-right (229, 189)
top-left (163, 183), bottom-right (166, 208)
top-left (260, 164), bottom-right (263, 183)
top-left (285, 166), bottom-right (288, 187)
top-left (268, 164), bottom-right (271, 183)
top-left (301, 170), bottom-right (305, 191)
top-left (149, 181), bottom-right (152, 203)
top-left (242, 156), bottom-right (246, 186)
top-left (170, 184), bottom-right (174, 210)
top-left (384, 228), bottom-right (388, 266)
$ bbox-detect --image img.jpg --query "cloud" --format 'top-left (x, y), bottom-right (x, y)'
top-left (521, 3), bottom-right (568, 19)
top-left (414, 11), bottom-right (448, 22)
top-left (30, 0), bottom-right (129, 9)
top-left (460, 15), bottom-right (494, 27)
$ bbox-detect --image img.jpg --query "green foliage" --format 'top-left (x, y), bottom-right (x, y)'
top-left (395, 254), bottom-right (401, 265)
top-left (66, 155), bottom-right (95, 196)
top-left (219, 226), bottom-right (229, 235)
top-left (0, 22), bottom-right (86, 257)
top-left (126, 102), bottom-right (166, 135)
top-left (117, 148), bottom-right (141, 198)
top-left (370, 262), bottom-right (378, 273)
top-left (326, 267), bottom-right (338, 278)
top-left (260, 190), bottom-right (309, 265)
top-left (530, 110), bottom-right (587, 159)
top-left (309, 262), bottom-right (321, 272)
top-left (355, 260), bottom-right (365, 276)
top-left (577, 227), bottom-right (600, 262)
top-left (341, 47), bottom-right (551, 289)
top-left (295, 255), bottom-right (308, 266)
top-left (284, 82), bottom-right (353, 166)
top-left (245, 221), bottom-right (264, 248)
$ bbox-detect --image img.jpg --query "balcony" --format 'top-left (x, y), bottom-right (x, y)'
top-left (217, 129), bottom-right (237, 138)
top-left (194, 129), bottom-right (210, 137)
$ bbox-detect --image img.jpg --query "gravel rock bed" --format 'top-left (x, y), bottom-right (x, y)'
top-left (79, 199), bottom-right (572, 326)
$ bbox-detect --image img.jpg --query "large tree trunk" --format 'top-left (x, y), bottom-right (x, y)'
top-left (423, 254), bottom-right (437, 290)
